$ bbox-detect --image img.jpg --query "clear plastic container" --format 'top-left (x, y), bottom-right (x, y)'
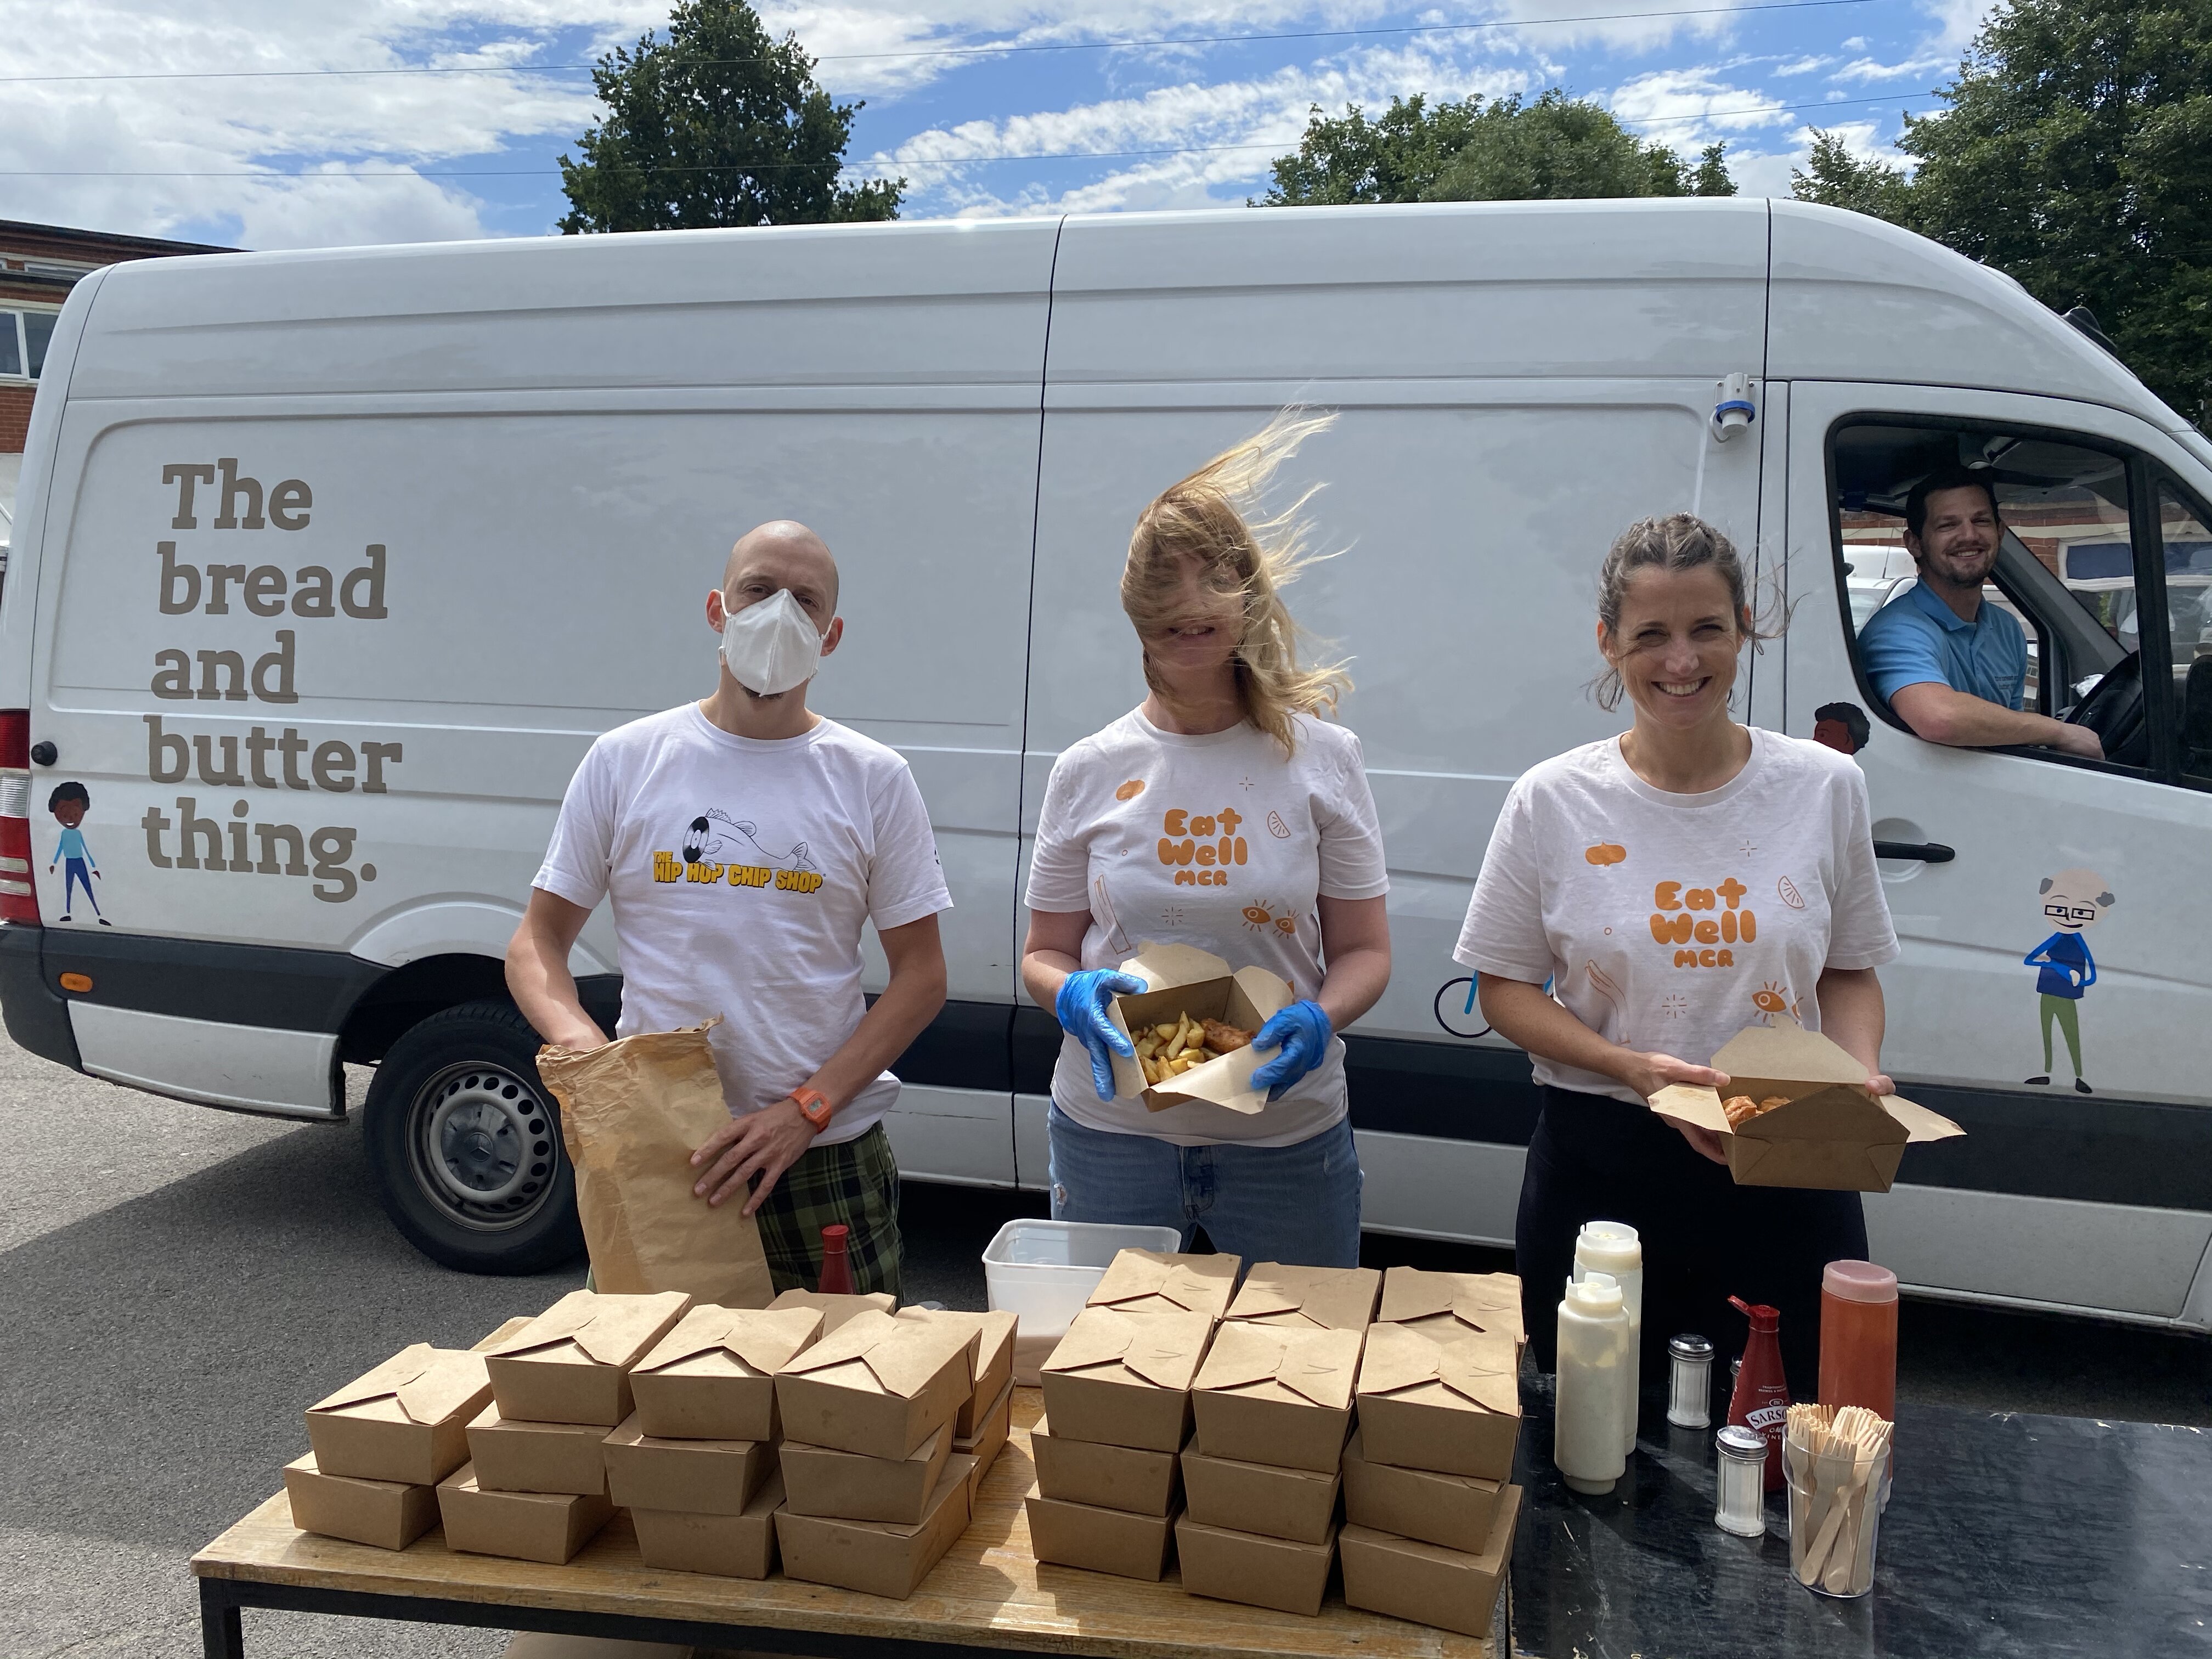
top-left (981, 1218), bottom-right (1181, 1339)
top-left (1785, 1429), bottom-right (1891, 1597)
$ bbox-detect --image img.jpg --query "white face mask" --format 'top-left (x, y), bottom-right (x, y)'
top-left (720, 587), bottom-right (826, 697)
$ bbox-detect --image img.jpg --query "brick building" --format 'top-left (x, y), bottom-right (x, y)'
top-left (1, 219), bottom-right (234, 533)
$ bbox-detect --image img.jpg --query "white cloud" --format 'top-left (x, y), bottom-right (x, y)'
top-left (1830, 54), bottom-right (1946, 84)
top-left (1770, 54), bottom-right (1830, 76)
top-left (1606, 67), bottom-right (1796, 140)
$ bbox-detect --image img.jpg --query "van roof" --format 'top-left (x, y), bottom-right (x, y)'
top-left (60, 198), bottom-right (2179, 430)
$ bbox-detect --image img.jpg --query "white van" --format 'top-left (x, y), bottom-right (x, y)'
top-left (5, 200), bottom-right (2208, 1329)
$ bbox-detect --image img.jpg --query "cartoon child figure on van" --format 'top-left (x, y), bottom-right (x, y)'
top-left (2023, 867), bottom-right (2114, 1093)
top-left (47, 782), bottom-right (111, 926)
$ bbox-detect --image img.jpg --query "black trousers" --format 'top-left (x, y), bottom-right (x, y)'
top-left (1516, 1086), bottom-right (1867, 1403)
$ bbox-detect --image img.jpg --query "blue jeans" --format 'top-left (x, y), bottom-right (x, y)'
top-left (1046, 1105), bottom-right (1363, 1267)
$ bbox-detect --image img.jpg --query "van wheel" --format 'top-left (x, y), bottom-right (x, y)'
top-left (363, 1001), bottom-right (585, 1275)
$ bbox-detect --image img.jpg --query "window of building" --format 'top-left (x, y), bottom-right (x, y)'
top-left (0, 307), bottom-right (60, 380)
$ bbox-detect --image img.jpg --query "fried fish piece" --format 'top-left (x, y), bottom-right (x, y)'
top-left (1722, 1093), bottom-right (1793, 1129)
top-left (1201, 1018), bottom-right (1253, 1056)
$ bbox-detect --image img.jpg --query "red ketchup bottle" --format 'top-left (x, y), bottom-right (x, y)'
top-left (818, 1223), bottom-right (855, 1294)
top-left (1726, 1296), bottom-right (1791, 1492)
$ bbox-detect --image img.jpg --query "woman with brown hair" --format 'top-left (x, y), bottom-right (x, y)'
top-left (1018, 412), bottom-right (1392, 1266)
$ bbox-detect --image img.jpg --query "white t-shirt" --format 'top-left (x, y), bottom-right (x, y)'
top-left (534, 704), bottom-right (953, 1146)
top-left (1453, 727), bottom-right (1898, 1105)
top-left (1025, 708), bottom-right (1390, 1147)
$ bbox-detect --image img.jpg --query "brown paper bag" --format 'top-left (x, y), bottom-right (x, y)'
top-left (537, 1019), bottom-right (774, 1310)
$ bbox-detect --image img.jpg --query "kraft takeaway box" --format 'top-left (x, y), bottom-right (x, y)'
top-left (953, 1376), bottom-right (1014, 1502)
top-left (769, 1287), bottom-right (897, 1335)
top-left (1175, 1514), bottom-right (1336, 1617)
top-left (483, 1290), bottom-right (692, 1426)
top-left (464, 1407), bottom-right (608, 1496)
top-left (772, 1309), bottom-right (974, 1462)
top-left (1648, 1023), bottom-right (1965, 1192)
top-left (1040, 1306), bottom-right (1213, 1453)
top-left (1375, 1267), bottom-right (1525, 1350)
top-left (1025, 1493), bottom-right (1177, 1582)
top-left (1180, 1443), bottom-right (1340, 1545)
top-left (1103, 943), bottom-right (1294, 1115)
top-left (304, 1343), bottom-right (494, 1486)
top-left (1189, 1322), bottom-right (1362, 1473)
top-left (774, 1455), bottom-right (976, 1600)
top-left (1355, 1325), bottom-right (1521, 1481)
top-left (898, 1306), bottom-right (1017, 1437)
top-left (1339, 1485), bottom-right (1523, 1640)
top-left (1341, 1426), bottom-right (1504, 1553)
top-left (1030, 1418), bottom-right (1180, 1515)
top-left (782, 1425), bottom-right (951, 1524)
top-left (283, 1453), bottom-right (439, 1551)
top-left (1084, 1248), bottom-right (1241, 1321)
top-left (601, 1416), bottom-right (772, 1515)
top-left (630, 1303), bottom-right (822, 1442)
top-left (1226, 1262), bottom-right (1381, 1333)
top-left (436, 1463), bottom-right (614, 1565)
top-left (630, 1469), bottom-right (785, 1579)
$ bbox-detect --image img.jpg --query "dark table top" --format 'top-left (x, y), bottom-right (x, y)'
top-left (1509, 1372), bottom-right (2212, 1659)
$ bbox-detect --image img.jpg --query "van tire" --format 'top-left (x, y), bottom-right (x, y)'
top-left (362, 1000), bottom-right (585, 1276)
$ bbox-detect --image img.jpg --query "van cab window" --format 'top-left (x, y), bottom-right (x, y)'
top-left (1833, 421), bottom-right (2160, 772)
top-left (2156, 481), bottom-right (2212, 784)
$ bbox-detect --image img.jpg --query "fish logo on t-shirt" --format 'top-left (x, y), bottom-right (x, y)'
top-left (682, 808), bottom-right (816, 873)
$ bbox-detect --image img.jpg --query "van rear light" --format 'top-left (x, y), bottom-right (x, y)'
top-left (0, 709), bottom-right (40, 925)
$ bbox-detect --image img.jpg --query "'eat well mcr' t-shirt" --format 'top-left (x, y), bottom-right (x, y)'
top-left (1453, 727), bottom-right (1898, 1105)
top-left (534, 704), bottom-right (953, 1146)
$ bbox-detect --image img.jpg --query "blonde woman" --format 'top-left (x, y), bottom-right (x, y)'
top-left (1019, 413), bottom-right (1392, 1267)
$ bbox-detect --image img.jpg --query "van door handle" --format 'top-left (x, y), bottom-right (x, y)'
top-left (1874, 840), bottom-right (1955, 863)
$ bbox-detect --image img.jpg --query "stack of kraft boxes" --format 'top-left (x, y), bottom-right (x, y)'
top-left (1027, 1250), bottom-right (1240, 1582)
top-left (447, 1291), bottom-right (693, 1565)
top-left (1178, 1263), bottom-right (1381, 1616)
top-left (290, 1340), bottom-right (500, 1550)
top-left (1340, 1267), bottom-right (1526, 1639)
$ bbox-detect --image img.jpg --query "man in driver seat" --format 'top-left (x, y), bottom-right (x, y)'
top-left (1859, 467), bottom-right (2103, 759)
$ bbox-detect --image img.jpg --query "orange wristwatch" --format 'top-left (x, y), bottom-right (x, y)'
top-left (792, 1087), bottom-right (834, 1132)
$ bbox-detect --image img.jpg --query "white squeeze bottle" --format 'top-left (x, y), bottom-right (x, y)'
top-left (1554, 1272), bottom-right (1631, 1496)
top-left (1573, 1221), bottom-right (1644, 1457)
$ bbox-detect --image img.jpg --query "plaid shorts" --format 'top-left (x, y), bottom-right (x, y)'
top-left (752, 1121), bottom-right (903, 1300)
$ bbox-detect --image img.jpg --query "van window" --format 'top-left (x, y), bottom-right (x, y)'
top-left (2155, 479), bottom-right (2212, 785)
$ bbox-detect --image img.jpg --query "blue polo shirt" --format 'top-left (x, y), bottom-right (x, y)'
top-left (1858, 579), bottom-right (2027, 710)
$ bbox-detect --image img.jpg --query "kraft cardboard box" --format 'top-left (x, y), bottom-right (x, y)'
top-left (1084, 1248), bottom-right (1241, 1321)
top-left (602, 1416), bottom-right (772, 1515)
top-left (1102, 943), bottom-right (1295, 1116)
top-left (774, 1455), bottom-right (975, 1600)
top-left (1025, 1494), bottom-right (1177, 1582)
top-left (1181, 1443), bottom-right (1339, 1546)
top-left (1030, 1418), bottom-right (1180, 1515)
top-left (631, 1469), bottom-right (784, 1579)
top-left (435, 1463), bottom-right (614, 1565)
top-left (782, 1425), bottom-right (951, 1524)
top-left (898, 1307), bottom-right (1017, 1438)
top-left (772, 1308), bottom-right (974, 1462)
top-left (1355, 1325), bottom-right (1521, 1481)
top-left (1649, 1023), bottom-right (1964, 1192)
top-left (283, 1453), bottom-right (439, 1550)
top-left (1341, 1426), bottom-right (1504, 1554)
top-left (1339, 1485), bottom-right (1523, 1640)
top-left (953, 1376), bottom-right (1014, 1500)
top-left (305, 1344), bottom-right (493, 1487)
top-left (464, 1407), bottom-right (608, 1496)
top-left (1226, 1263), bottom-right (1381, 1333)
top-left (769, 1287), bottom-right (896, 1335)
top-left (483, 1290), bottom-right (692, 1427)
top-left (1175, 1514), bottom-right (1336, 1617)
top-left (1039, 1306), bottom-right (1212, 1454)
top-left (630, 1303), bottom-right (823, 1442)
top-left (1375, 1267), bottom-right (1525, 1350)
top-left (1189, 1322), bottom-right (1361, 1474)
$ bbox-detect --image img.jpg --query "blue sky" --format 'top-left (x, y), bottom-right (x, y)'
top-left (0, 0), bottom-right (1984, 250)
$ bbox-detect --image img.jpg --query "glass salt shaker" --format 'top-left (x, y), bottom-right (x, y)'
top-left (1668, 1334), bottom-right (1714, 1429)
top-left (1714, 1425), bottom-right (1769, 1537)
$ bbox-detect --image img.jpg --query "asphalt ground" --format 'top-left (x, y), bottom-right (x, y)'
top-left (3, 1030), bottom-right (2206, 1658)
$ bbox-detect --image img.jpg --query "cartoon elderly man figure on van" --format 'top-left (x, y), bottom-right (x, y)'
top-left (2023, 867), bottom-right (2114, 1093)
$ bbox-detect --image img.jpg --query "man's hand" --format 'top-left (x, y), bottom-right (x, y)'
top-left (2049, 723), bottom-right (2104, 761)
top-left (691, 1098), bottom-right (819, 1216)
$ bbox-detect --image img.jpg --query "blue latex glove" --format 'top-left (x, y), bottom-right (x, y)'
top-left (1055, 969), bottom-right (1147, 1102)
top-left (1249, 1000), bottom-right (1334, 1099)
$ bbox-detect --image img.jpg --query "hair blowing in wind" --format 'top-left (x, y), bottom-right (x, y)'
top-left (1121, 409), bottom-right (1353, 754)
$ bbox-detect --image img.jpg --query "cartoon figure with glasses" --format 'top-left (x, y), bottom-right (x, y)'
top-left (2023, 867), bottom-right (2115, 1093)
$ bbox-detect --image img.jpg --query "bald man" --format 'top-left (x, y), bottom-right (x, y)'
top-left (509, 522), bottom-right (951, 1297)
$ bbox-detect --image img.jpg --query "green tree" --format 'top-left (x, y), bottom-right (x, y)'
top-left (558, 0), bottom-right (900, 233)
top-left (1261, 91), bottom-right (1735, 206)
top-left (1790, 129), bottom-right (1914, 224)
